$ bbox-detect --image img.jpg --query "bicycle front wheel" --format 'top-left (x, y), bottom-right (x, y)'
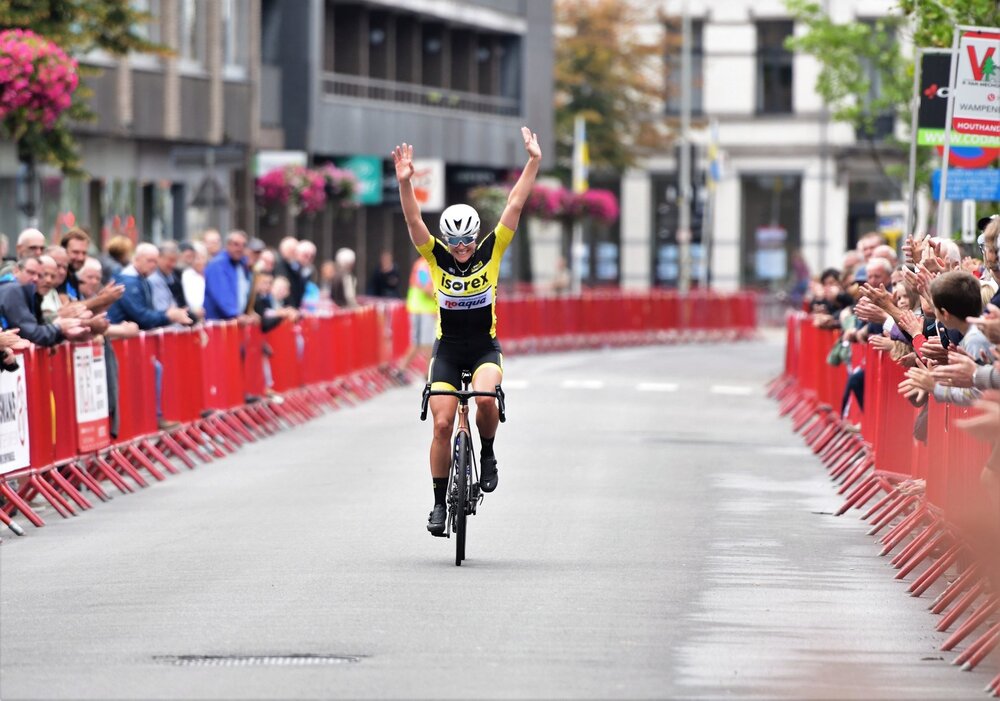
top-left (454, 431), bottom-right (469, 566)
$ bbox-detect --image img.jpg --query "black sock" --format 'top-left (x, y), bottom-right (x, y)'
top-left (481, 436), bottom-right (495, 459)
top-left (433, 478), bottom-right (448, 506)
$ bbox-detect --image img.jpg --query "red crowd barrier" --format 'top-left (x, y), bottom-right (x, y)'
top-left (497, 290), bottom-right (756, 353)
top-left (771, 312), bottom-right (1000, 687)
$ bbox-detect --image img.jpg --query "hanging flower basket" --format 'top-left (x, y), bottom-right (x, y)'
top-left (568, 189), bottom-right (619, 226)
top-left (256, 164), bottom-right (361, 216)
top-left (320, 163), bottom-right (359, 209)
top-left (0, 29), bottom-right (79, 134)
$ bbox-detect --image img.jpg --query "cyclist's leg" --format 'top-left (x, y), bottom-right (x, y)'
top-left (427, 350), bottom-right (462, 479)
top-left (471, 361), bottom-right (502, 438)
top-left (471, 347), bottom-right (503, 492)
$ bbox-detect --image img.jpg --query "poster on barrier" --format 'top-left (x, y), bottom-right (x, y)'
top-left (0, 362), bottom-right (30, 474)
top-left (73, 344), bottom-right (110, 453)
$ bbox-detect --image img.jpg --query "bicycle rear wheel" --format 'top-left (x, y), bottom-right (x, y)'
top-left (454, 431), bottom-right (469, 566)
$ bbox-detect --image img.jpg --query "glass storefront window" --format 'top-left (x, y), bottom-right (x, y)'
top-left (740, 174), bottom-right (802, 288)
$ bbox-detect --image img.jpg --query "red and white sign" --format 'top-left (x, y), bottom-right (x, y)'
top-left (73, 343), bottom-right (110, 453)
top-left (412, 159), bottom-right (445, 212)
top-left (953, 30), bottom-right (1000, 137)
top-left (0, 361), bottom-right (31, 475)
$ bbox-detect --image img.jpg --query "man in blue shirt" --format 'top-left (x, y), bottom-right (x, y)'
top-left (204, 231), bottom-right (252, 321)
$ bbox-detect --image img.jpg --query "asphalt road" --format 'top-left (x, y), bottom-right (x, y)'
top-left (0, 332), bottom-right (992, 699)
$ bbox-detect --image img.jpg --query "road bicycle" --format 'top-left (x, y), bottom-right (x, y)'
top-left (420, 371), bottom-right (505, 566)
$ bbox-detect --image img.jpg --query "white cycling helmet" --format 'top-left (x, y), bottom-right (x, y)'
top-left (439, 203), bottom-right (481, 240)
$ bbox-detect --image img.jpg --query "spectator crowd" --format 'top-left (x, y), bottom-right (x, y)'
top-left (799, 222), bottom-right (1000, 506)
top-left (0, 225), bottom-right (407, 437)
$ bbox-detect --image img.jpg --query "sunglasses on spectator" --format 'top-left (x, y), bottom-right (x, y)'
top-left (445, 234), bottom-right (477, 246)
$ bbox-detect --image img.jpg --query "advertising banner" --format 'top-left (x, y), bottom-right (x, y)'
top-left (931, 168), bottom-right (1000, 200)
top-left (73, 344), bottom-right (110, 453)
top-left (0, 362), bottom-right (30, 474)
top-left (341, 155), bottom-right (383, 205)
top-left (951, 30), bottom-right (1000, 137)
top-left (411, 159), bottom-right (445, 212)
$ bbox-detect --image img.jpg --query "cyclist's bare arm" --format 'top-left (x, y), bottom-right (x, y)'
top-left (392, 142), bottom-right (432, 248)
top-left (499, 126), bottom-right (543, 233)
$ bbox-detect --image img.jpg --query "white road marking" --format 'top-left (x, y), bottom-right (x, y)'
top-left (710, 385), bottom-right (754, 396)
top-left (502, 379), bottom-right (530, 390)
top-left (560, 379), bottom-right (606, 390)
top-left (636, 382), bottom-right (679, 392)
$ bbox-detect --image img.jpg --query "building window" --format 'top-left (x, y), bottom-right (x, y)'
top-left (664, 18), bottom-right (703, 115)
top-left (740, 174), bottom-right (802, 288)
top-left (222, 0), bottom-right (249, 73)
top-left (857, 18), bottom-right (895, 140)
top-left (756, 21), bottom-right (793, 114)
top-left (132, 0), bottom-right (161, 45)
top-left (178, 0), bottom-right (206, 70)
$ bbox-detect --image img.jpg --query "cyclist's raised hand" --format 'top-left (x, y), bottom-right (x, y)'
top-left (392, 143), bottom-right (416, 183)
top-left (522, 126), bottom-right (541, 160)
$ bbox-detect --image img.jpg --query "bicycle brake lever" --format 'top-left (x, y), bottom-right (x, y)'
top-left (420, 383), bottom-right (431, 421)
top-left (495, 384), bottom-right (506, 423)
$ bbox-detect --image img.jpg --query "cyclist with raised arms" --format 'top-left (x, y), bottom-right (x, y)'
top-left (393, 126), bottom-right (542, 536)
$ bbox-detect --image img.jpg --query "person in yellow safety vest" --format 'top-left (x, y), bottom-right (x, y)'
top-left (402, 256), bottom-right (436, 372)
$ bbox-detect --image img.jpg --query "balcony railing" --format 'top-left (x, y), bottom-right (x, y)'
top-left (320, 72), bottom-right (520, 117)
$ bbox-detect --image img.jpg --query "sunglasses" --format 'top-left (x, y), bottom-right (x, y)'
top-left (445, 234), bottom-right (477, 247)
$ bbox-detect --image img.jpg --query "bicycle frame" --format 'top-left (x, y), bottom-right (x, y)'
top-left (420, 373), bottom-right (505, 565)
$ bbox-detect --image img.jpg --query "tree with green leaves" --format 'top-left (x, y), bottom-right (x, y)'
top-left (554, 0), bottom-right (665, 181)
top-left (785, 0), bottom-right (1000, 197)
top-left (0, 0), bottom-right (166, 174)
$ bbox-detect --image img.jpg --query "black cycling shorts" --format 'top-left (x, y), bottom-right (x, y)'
top-left (428, 336), bottom-right (504, 390)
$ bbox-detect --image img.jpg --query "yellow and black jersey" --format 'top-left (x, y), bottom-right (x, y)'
top-left (415, 223), bottom-right (514, 341)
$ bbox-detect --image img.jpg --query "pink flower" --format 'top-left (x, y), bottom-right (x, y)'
top-left (0, 30), bottom-right (79, 135)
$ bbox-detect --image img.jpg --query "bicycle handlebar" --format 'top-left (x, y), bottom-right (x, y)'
top-left (420, 383), bottom-right (506, 424)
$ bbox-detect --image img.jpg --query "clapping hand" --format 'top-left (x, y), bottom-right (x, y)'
top-left (0, 329), bottom-right (29, 351)
top-left (854, 296), bottom-right (887, 324)
top-left (932, 350), bottom-right (977, 389)
top-left (896, 309), bottom-right (924, 338)
top-left (859, 283), bottom-right (893, 310)
top-left (919, 334), bottom-right (949, 363)
top-left (868, 334), bottom-right (894, 352)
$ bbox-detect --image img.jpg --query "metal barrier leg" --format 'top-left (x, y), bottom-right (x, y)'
top-left (895, 531), bottom-right (948, 579)
top-left (880, 505), bottom-right (928, 554)
top-left (65, 461), bottom-right (110, 501)
top-left (48, 467), bottom-right (93, 510)
top-left (941, 596), bottom-right (998, 649)
top-left (891, 519), bottom-right (939, 567)
top-left (862, 487), bottom-right (903, 521)
top-left (868, 495), bottom-right (919, 537)
top-left (157, 432), bottom-right (197, 469)
top-left (932, 565), bottom-right (981, 614)
top-left (909, 544), bottom-right (962, 597)
top-left (0, 481), bottom-right (44, 527)
top-left (138, 439), bottom-right (180, 474)
top-left (30, 474), bottom-right (75, 517)
top-left (126, 444), bottom-right (167, 481)
top-left (108, 449), bottom-right (151, 487)
top-left (837, 456), bottom-right (874, 494)
top-left (954, 622), bottom-right (1000, 670)
top-left (831, 449), bottom-right (867, 481)
top-left (200, 417), bottom-right (239, 454)
top-left (938, 583), bottom-right (988, 633)
top-left (173, 429), bottom-right (214, 463)
top-left (221, 411), bottom-right (256, 443)
top-left (0, 507), bottom-right (24, 535)
top-left (91, 454), bottom-right (135, 493)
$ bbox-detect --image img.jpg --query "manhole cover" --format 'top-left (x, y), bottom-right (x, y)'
top-left (153, 654), bottom-right (363, 667)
